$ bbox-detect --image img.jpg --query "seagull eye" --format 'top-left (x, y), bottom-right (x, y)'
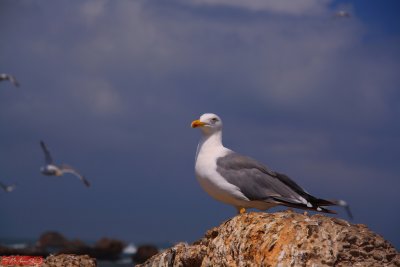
top-left (211, 118), bottom-right (218, 123)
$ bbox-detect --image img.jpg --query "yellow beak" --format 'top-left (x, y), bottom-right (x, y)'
top-left (191, 120), bottom-right (206, 128)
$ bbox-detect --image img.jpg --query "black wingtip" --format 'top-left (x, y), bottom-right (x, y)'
top-left (272, 197), bottom-right (338, 215)
top-left (83, 178), bottom-right (91, 188)
top-left (314, 198), bottom-right (337, 206)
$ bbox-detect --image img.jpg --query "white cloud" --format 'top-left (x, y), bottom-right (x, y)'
top-left (79, 0), bottom-right (108, 26)
top-left (69, 78), bottom-right (125, 116)
top-left (62, 0), bottom-right (398, 128)
top-left (9, 0), bottom-right (398, 127)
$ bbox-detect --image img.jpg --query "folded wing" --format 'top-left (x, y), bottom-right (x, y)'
top-left (216, 152), bottom-right (337, 214)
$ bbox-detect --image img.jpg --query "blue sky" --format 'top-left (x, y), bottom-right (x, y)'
top-left (1, 0), bottom-right (399, 249)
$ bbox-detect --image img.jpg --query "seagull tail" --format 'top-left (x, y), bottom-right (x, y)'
top-left (312, 197), bottom-right (353, 220)
top-left (272, 197), bottom-right (337, 215)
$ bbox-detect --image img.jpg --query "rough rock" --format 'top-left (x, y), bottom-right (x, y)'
top-left (133, 245), bottom-right (159, 264)
top-left (43, 254), bottom-right (96, 267)
top-left (138, 211), bottom-right (400, 267)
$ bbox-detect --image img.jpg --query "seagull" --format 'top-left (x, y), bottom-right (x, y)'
top-left (0, 73), bottom-right (20, 87)
top-left (40, 140), bottom-right (90, 187)
top-left (0, 181), bottom-right (16, 192)
top-left (333, 10), bottom-right (351, 18)
top-left (191, 113), bottom-right (352, 218)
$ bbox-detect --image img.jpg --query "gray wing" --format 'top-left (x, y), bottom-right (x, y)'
top-left (40, 141), bottom-right (54, 164)
top-left (216, 152), bottom-right (310, 204)
top-left (216, 152), bottom-right (339, 214)
top-left (8, 75), bottom-right (20, 87)
top-left (0, 73), bottom-right (19, 87)
top-left (60, 164), bottom-right (90, 187)
top-left (0, 181), bottom-right (15, 192)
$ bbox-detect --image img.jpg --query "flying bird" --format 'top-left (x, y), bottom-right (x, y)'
top-left (40, 140), bottom-right (90, 187)
top-left (333, 10), bottom-right (351, 18)
top-left (0, 181), bottom-right (16, 193)
top-left (0, 73), bottom-right (20, 87)
top-left (192, 113), bottom-right (352, 218)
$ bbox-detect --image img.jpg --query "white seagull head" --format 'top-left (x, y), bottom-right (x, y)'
top-left (191, 113), bottom-right (223, 136)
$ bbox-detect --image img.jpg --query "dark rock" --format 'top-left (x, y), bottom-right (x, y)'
top-left (91, 238), bottom-right (125, 261)
top-left (1, 233), bottom-right (127, 263)
top-left (37, 231), bottom-right (68, 250)
top-left (132, 245), bottom-right (159, 264)
top-left (36, 232), bottom-right (95, 257)
top-left (59, 239), bottom-right (92, 255)
top-left (0, 245), bottom-right (47, 257)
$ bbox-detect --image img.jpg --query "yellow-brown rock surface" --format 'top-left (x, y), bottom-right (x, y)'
top-left (43, 254), bottom-right (96, 267)
top-left (138, 211), bottom-right (400, 267)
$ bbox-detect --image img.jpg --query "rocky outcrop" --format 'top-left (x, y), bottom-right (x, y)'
top-left (138, 211), bottom-right (400, 267)
top-left (133, 245), bottom-right (159, 264)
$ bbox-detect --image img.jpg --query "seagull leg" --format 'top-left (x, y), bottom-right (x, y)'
top-left (238, 207), bottom-right (246, 214)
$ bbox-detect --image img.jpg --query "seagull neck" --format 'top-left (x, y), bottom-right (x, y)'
top-left (199, 131), bottom-right (224, 151)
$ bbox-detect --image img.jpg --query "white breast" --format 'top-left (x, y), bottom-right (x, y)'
top-left (195, 145), bottom-right (249, 207)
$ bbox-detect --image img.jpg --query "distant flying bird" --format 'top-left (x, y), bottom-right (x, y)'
top-left (0, 73), bottom-right (20, 87)
top-left (192, 113), bottom-right (352, 218)
top-left (40, 140), bottom-right (90, 187)
top-left (0, 181), bottom-right (16, 193)
top-left (334, 10), bottom-right (351, 18)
